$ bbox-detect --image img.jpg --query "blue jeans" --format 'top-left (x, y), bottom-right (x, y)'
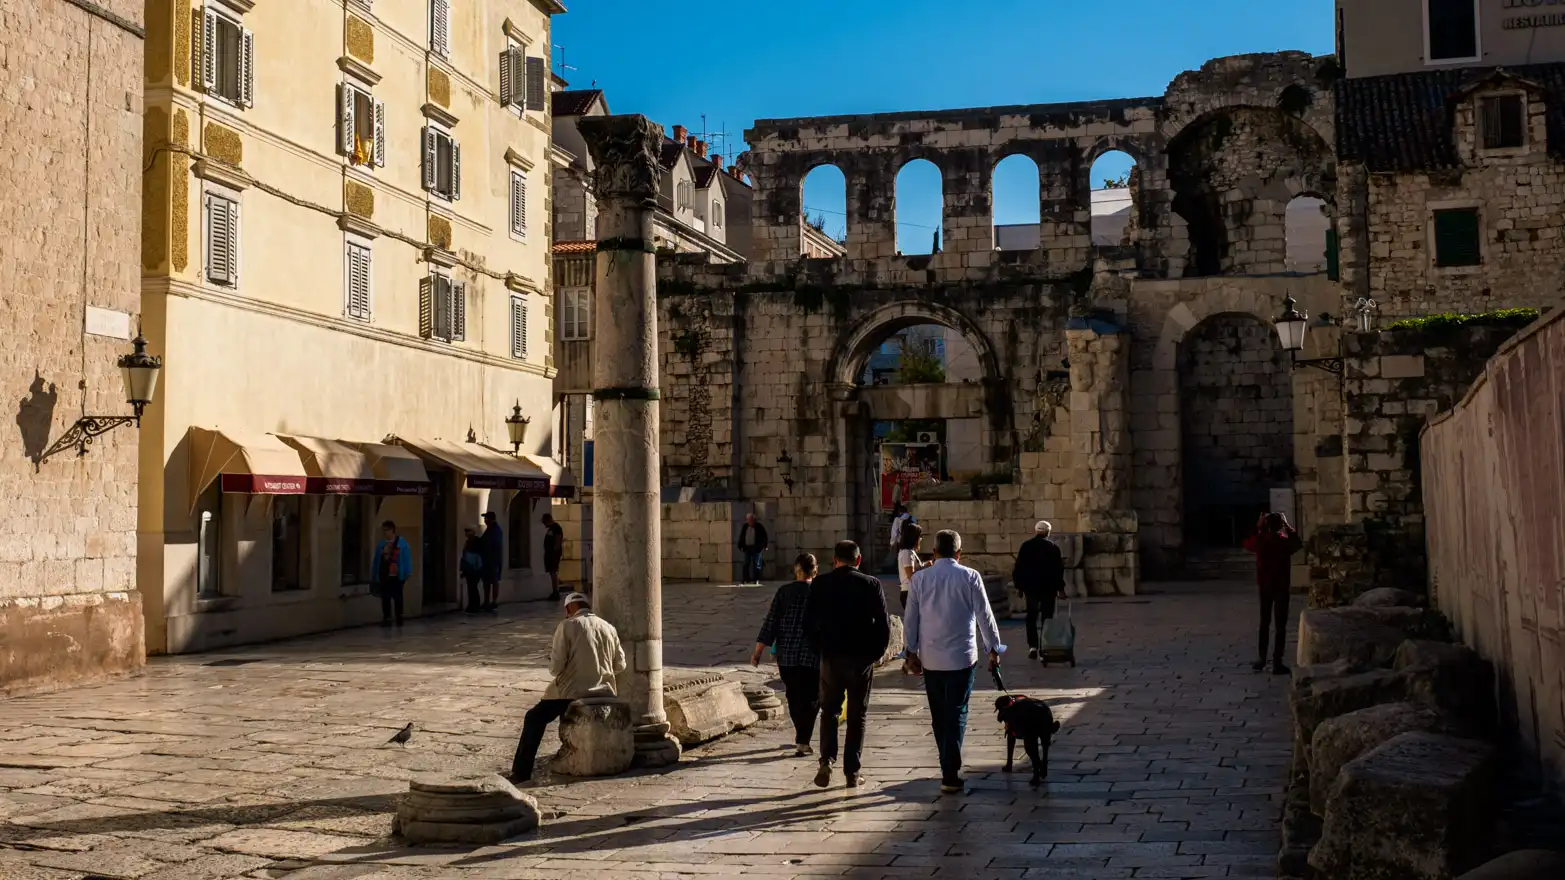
top-left (743, 551), bottom-right (763, 583)
top-left (922, 665), bottom-right (976, 782)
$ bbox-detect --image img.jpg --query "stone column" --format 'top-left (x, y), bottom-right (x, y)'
top-left (578, 115), bottom-right (680, 768)
top-left (1066, 317), bottom-right (1139, 596)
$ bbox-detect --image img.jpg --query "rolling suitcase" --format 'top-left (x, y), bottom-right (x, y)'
top-left (1039, 600), bottom-right (1076, 667)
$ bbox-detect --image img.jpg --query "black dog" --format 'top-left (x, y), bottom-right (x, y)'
top-left (995, 695), bottom-right (1061, 786)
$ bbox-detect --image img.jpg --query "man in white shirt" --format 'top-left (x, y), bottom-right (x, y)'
top-left (510, 592), bottom-right (627, 781)
top-left (905, 529), bottom-right (1005, 794)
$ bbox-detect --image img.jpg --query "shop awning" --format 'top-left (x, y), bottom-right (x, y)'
top-left (396, 438), bottom-right (563, 496)
top-left (277, 435), bottom-right (377, 494)
top-left (357, 443), bottom-right (432, 496)
top-left (187, 427), bottom-right (308, 509)
top-left (522, 453), bottom-right (577, 498)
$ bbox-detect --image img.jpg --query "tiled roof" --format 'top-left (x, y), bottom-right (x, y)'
top-left (1337, 63), bottom-right (1565, 172)
top-left (551, 89), bottom-right (603, 118)
top-left (553, 240), bottom-right (596, 254)
top-left (693, 165), bottom-right (721, 188)
top-left (658, 141), bottom-right (685, 170)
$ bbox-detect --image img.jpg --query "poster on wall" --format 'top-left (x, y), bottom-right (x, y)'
top-left (879, 442), bottom-right (943, 511)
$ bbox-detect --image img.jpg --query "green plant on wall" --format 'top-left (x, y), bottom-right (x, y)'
top-left (1382, 308), bottom-right (1539, 333)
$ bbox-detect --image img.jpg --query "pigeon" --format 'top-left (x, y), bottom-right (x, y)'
top-left (388, 723), bottom-right (414, 745)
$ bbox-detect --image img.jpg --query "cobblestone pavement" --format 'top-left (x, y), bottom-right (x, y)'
top-left (0, 580), bottom-right (1290, 879)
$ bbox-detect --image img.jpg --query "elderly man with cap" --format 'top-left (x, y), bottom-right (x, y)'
top-left (510, 592), bottom-right (627, 782)
top-left (1012, 521), bottom-right (1067, 661)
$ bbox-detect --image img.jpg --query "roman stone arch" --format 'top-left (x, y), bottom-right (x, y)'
top-left (826, 299), bottom-right (1004, 388)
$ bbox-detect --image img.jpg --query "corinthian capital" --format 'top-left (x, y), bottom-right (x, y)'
top-left (579, 115), bottom-right (664, 202)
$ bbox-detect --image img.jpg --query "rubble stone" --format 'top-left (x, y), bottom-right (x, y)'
top-left (1394, 640), bottom-right (1497, 734)
top-left (1297, 606), bottom-right (1451, 668)
top-left (1354, 587), bottom-right (1423, 609)
top-left (394, 775), bottom-right (541, 845)
top-left (549, 697), bottom-right (634, 778)
top-left (1309, 701), bottom-right (1451, 817)
top-left (743, 684), bottom-right (785, 721)
top-left (663, 672), bottom-right (759, 745)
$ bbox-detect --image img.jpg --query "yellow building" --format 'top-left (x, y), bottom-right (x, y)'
top-left (139, 0), bottom-right (568, 653)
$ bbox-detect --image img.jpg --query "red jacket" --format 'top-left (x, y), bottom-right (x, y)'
top-left (1243, 527), bottom-right (1301, 591)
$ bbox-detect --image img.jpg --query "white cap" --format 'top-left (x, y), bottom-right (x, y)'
top-left (562, 592), bottom-right (590, 608)
top-left (1035, 520), bottom-right (1052, 533)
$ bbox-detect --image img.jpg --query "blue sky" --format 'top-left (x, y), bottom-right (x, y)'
top-left (553, 0), bottom-right (1334, 248)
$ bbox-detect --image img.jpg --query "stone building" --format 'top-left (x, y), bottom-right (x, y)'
top-left (136, 0), bottom-right (568, 654)
top-left (0, 0), bottom-right (146, 695)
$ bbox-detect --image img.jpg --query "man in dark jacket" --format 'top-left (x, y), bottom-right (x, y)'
top-left (802, 540), bottom-right (891, 789)
top-left (1243, 512), bottom-right (1303, 674)
top-left (1012, 520), bottom-right (1067, 661)
top-left (737, 513), bottom-right (769, 585)
top-left (480, 511), bottom-right (504, 613)
top-left (542, 513), bottom-right (565, 601)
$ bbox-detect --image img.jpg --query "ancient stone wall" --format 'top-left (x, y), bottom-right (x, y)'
top-left (551, 500), bottom-right (778, 585)
top-left (0, 0), bottom-right (146, 695)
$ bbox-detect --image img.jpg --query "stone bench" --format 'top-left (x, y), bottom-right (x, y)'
top-left (550, 696), bottom-right (634, 778)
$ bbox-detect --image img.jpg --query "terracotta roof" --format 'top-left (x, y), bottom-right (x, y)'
top-left (553, 240), bottom-right (596, 254)
top-left (1337, 63), bottom-right (1565, 172)
top-left (551, 89), bottom-right (604, 118)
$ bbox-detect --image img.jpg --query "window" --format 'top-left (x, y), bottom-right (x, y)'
top-left (271, 496), bottom-right (305, 592)
top-left (561, 288), bottom-right (590, 341)
top-left (429, 0), bottom-right (451, 57)
top-left (1427, 0), bottom-right (1478, 62)
top-left (510, 169), bottom-right (527, 239)
top-left (196, 485), bottom-right (222, 598)
top-left (1433, 208), bottom-right (1482, 267)
top-left (499, 45), bottom-right (548, 112)
top-left (200, 6), bottom-right (254, 107)
top-left (422, 127), bottom-right (461, 200)
top-left (338, 83), bottom-right (385, 167)
top-left (1481, 94), bottom-right (1526, 150)
top-left (420, 272), bottom-right (466, 342)
top-left (713, 200), bottom-right (724, 228)
top-left (510, 295), bottom-right (528, 359)
top-left (204, 191), bottom-right (239, 286)
top-left (340, 496), bottom-right (371, 585)
top-left (345, 240), bottom-right (372, 321)
top-left (677, 181), bottom-right (693, 211)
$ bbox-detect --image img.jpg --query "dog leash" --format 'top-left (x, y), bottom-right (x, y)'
top-left (991, 663), bottom-right (1010, 695)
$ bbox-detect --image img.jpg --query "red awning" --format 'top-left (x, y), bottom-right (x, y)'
top-left (395, 438), bottom-right (562, 496)
top-left (187, 428), bottom-right (309, 510)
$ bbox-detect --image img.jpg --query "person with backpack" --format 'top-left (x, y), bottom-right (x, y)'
top-left (370, 521), bottom-right (413, 627)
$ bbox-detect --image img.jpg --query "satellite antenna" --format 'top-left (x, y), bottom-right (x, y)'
top-left (695, 114), bottom-right (733, 159)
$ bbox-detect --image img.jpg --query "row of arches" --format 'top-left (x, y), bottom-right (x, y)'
top-left (801, 151), bottom-right (1330, 268)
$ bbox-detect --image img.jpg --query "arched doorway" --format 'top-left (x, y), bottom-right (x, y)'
top-left (1178, 313), bottom-right (1293, 566)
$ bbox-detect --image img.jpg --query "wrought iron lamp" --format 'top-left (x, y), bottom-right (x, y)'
top-left (505, 402), bottom-right (531, 454)
top-left (37, 334), bottom-right (162, 467)
top-left (776, 450), bottom-right (795, 492)
top-left (1273, 294), bottom-right (1343, 375)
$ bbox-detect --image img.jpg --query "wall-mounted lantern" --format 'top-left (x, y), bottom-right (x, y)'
top-left (776, 450), bottom-right (794, 493)
top-left (1274, 294), bottom-right (1343, 376)
top-left (37, 335), bottom-right (162, 467)
top-left (505, 402), bottom-right (531, 454)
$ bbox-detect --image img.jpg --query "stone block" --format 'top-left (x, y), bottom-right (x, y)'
top-left (1455, 850), bottom-right (1565, 880)
top-left (663, 673), bottom-right (758, 745)
top-left (1354, 587), bottom-right (1422, 608)
top-left (1309, 702), bottom-right (1452, 817)
top-left (1297, 607), bottom-right (1451, 668)
top-left (878, 613), bottom-right (906, 667)
top-left (743, 683), bottom-right (785, 721)
top-left (395, 775), bottom-right (541, 845)
top-left (550, 697), bottom-right (634, 778)
top-left (1380, 355), bottom-right (1426, 379)
top-left (1292, 668), bottom-right (1412, 756)
top-left (1309, 732), bottom-right (1496, 880)
top-left (1394, 640), bottom-right (1497, 733)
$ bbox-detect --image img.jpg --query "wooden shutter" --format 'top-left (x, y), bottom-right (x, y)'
top-left (421, 276), bottom-right (440, 339)
top-left (1433, 209), bottom-right (1482, 267)
top-left (451, 281), bottom-right (466, 342)
top-left (239, 28), bottom-right (254, 107)
top-left (346, 243), bottom-right (371, 320)
top-left (206, 194), bottom-right (238, 285)
top-left (430, 0), bottom-right (450, 57)
top-left (510, 171), bottom-right (525, 236)
top-left (511, 296), bottom-right (527, 358)
top-left (449, 139), bottom-right (461, 201)
top-left (422, 127), bottom-right (437, 191)
top-left (373, 98), bottom-right (386, 166)
top-left (500, 47), bottom-right (522, 107)
top-left (338, 85), bottom-right (356, 156)
top-left (525, 56), bottom-right (547, 111)
top-left (201, 9), bottom-right (218, 92)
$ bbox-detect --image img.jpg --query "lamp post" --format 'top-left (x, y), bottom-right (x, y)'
top-left (37, 335), bottom-right (162, 467)
top-left (776, 450), bottom-right (794, 492)
top-left (1273, 294), bottom-right (1343, 375)
top-left (505, 402), bottom-right (531, 455)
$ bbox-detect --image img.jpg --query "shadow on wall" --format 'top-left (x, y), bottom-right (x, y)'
top-left (16, 372), bottom-right (59, 465)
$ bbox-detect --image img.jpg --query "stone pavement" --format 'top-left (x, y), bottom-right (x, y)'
top-left (0, 580), bottom-right (1291, 879)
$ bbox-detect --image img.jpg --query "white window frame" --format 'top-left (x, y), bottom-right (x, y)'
top-left (1423, 0), bottom-right (1481, 66)
top-left (510, 294), bottom-right (528, 359)
top-left (509, 168), bottom-right (527, 241)
top-left (561, 287), bottom-right (590, 342)
top-left (203, 186), bottom-right (241, 287)
top-left (344, 236), bottom-right (373, 322)
top-left (712, 199), bottom-right (724, 228)
top-left (338, 80), bottom-right (385, 168)
top-left (423, 125), bottom-right (461, 201)
top-left (429, 0), bottom-right (451, 58)
top-left (200, 3), bottom-right (254, 109)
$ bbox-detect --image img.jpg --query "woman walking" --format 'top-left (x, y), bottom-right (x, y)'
top-left (898, 522), bottom-right (925, 613)
top-left (750, 553), bottom-right (822, 756)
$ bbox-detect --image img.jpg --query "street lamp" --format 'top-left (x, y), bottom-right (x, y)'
top-left (505, 402), bottom-right (531, 454)
top-left (37, 334), bottom-right (162, 467)
top-left (1273, 294), bottom-right (1343, 375)
top-left (776, 450), bottom-right (794, 493)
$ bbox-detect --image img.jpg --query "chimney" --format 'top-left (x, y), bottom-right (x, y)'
top-left (686, 135), bottom-right (697, 151)
top-left (712, 154), bottom-right (723, 169)
top-left (673, 125), bottom-right (687, 143)
top-left (696, 140), bottom-right (708, 158)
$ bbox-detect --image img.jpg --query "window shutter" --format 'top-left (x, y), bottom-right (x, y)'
top-left (420, 276), bottom-right (436, 339)
top-left (525, 56), bottom-right (547, 111)
top-left (201, 9), bottom-right (218, 93)
top-left (204, 195), bottom-right (221, 283)
top-left (431, 0), bottom-right (450, 57)
top-left (346, 243), bottom-right (371, 320)
top-left (511, 296), bottom-right (527, 358)
top-left (1434, 209), bottom-right (1482, 267)
top-left (422, 127), bottom-right (437, 191)
top-left (500, 47), bottom-right (521, 107)
top-left (226, 199), bottom-right (240, 283)
top-left (373, 98), bottom-right (386, 166)
top-left (450, 139), bottom-right (461, 201)
top-left (510, 171), bottom-right (525, 236)
top-left (338, 85), bottom-right (356, 156)
top-left (239, 28), bottom-right (255, 107)
top-left (451, 281), bottom-right (466, 342)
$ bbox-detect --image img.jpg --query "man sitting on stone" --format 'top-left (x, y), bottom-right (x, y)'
top-left (510, 592), bottom-right (627, 782)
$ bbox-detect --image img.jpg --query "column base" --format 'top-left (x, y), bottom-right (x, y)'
top-left (632, 719), bottom-right (681, 768)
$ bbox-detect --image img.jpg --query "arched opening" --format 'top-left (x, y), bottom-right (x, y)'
top-left (895, 158), bottom-right (943, 256)
top-left (1285, 194), bottom-right (1331, 274)
top-left (1177, 313), bottom-right (1294, 565)
top-left (1089, 150), bottom-right (1139, 247)
top-left (800, 164), bottom-right (847, 257)
top-left (992, 154), bottom-right (1041, 251)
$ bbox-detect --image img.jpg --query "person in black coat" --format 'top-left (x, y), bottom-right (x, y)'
top-left (737, 513), bottom-right (769, 585)
top-left (1012, 520), bottom-right (1067, 661)
top-left (802, 540), bottom-right (891, 789)
top-left (480, 511), bottom-right (504, 613)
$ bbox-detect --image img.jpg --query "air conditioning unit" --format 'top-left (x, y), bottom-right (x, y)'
top-left (916, 432), bottom-right (937, 444)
